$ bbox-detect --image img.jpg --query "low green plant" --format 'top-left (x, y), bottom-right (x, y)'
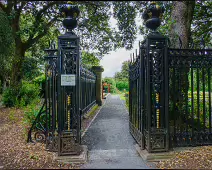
top-left (23, 103), bottom-right (40, 125)
top-left (9, 109), bottom-right (18, 123)
top-left (33, 74), bottom-right (46, 97)
top-left (22, 102), bottom-right (44, 139)
top-left (2, 81), bottom-right (40, 107)
top-left (125, 94), bottom-right (129, 109)
top-left (2, 87), bottom-right (17, 107)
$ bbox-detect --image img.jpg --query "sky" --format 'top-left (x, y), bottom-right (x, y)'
top-left (100, 14), bottom-right (144, 78)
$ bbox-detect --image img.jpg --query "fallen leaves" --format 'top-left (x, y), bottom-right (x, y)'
top-left (157, 146), bottom-right (212, 169)
top-left (0, 107), bottom-right (82, 169)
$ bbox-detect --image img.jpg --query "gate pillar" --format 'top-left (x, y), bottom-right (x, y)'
top-left (57, 4), bottom-right (82, 156)
top-left (92, 66), bottom-right (104, 106)
top-left (142, 2), bottom-right (169, 152)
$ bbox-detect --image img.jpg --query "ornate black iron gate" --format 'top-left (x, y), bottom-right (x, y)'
top-left (27, 3), bottom-right (97, 156)
top-left (129, 2), bottom-right (212, 152)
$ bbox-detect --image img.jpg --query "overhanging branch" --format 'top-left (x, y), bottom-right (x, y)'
top-left (25, 17), bottom-right (58, 50)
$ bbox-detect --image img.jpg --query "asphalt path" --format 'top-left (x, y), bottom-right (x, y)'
top-left (81, 94), bottom-right (154, 169)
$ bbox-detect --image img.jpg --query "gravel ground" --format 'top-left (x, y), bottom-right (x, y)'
top-left (156, 146), bottom-right (212, 169)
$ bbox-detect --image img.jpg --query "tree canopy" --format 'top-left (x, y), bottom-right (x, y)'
top-left (114, 60), bottom-right (129, 82)
top-left (0, 1), bottom-right (211, 90)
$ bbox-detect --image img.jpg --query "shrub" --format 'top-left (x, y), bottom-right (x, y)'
top-left (22, 102), bottom-right (44, 139)
top-left (116, 81), bottom-right (129, 91)
top-left (23, 103), bottom-right (41, 126)
top-left (102, 77), bottom-right (117, 93)
top-left (19, 81), bottom-right (40, 106)
top-left (33, 74), bottom-right (46, 97)
top-left (2, 81), bottom-right (40, 107)
top-left (125, 93), bottom-right (129, 109)
top-left (2, 87), bottom-right (17, 107)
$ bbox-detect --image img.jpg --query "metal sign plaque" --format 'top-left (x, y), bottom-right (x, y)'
top-left (61, 74), bottom-right (76, 86)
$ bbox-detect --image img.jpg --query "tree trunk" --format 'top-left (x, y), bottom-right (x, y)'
top-left (10, 8), bottom-right (26, 91)
top-left (169, 1), bottom-right (195, 127)
top-left (11, 45), bottom-right (25, 89)
top-left (170, 1), bottom-right (195, 48)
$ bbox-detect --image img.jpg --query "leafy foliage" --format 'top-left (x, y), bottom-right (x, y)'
top-left (81, 51), bottom-right (100, 69)
top-left (2, 81), bottom-right (40, 107)
top-left (114, 60), bottom-right (129, 82)
top-left (116, 81), bottom-right (129, 91)
top-left (0, 8), bottom-right (14, 58)
top-left (0, 8), bottom-right (14, 92)
top-left (103, 77), bottom-right (117, 93)
top-left (22, 57), bottom-right (43, 81)
top-left (114, 60), bottom-right (129, 92)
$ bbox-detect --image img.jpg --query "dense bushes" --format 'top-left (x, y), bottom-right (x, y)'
top-left (116, 81), bottom-right (129, 91)
top-left (2, 81), bottom-right (40, 107)
top-left (33, 74), bottom-right (45, 97)
top-left (103, 77), bottom-right (117, 93)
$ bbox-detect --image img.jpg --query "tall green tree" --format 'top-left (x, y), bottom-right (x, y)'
top-left (114, 60), bottom-right (129, 81)
top-left (81, 51), bottom-right (100, 69)
top-left (0, 1), bottom-right (139, 91)
top-left (0, 1), bottom-right (211, 97)
top-left (0, 7), bottom-right (14, 92)
top-left (114, 60), bottom-right (130, 91)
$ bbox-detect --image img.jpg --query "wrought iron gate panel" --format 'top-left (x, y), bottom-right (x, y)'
top-left (128, 1), bottom-right (211, 153)
top-left (168, 49), bottom-right (212, 147)
top-left (129, 48), bottom-right (143, 147)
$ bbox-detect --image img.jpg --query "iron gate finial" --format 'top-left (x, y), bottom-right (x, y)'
top-left (59, 3), bottom-right (80, 33)
top-left (142, 1), bottom-right (165, 31)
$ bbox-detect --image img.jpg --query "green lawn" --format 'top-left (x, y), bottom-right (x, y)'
top-left (119, 93), bottom-right (126, 101)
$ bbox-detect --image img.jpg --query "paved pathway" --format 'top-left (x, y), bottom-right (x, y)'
top-left (81, 94), bottom-right (153, 169)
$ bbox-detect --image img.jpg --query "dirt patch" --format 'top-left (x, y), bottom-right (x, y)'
top-left (156, 146), bottom-right (212, 169)
top-left (0, 100), bottom-right (105, 169)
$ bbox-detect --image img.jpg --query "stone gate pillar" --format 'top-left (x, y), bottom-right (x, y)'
top-left (92, 66), bottom-right (104, 106)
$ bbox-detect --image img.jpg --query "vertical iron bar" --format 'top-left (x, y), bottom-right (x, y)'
top-left (202, 68), bottom-right (206, 132)
top-left (48, 71), bottom-right (51, 133)
top-left (197, 68), bottom-right (200, 132)
top-left (191, 67), bottom-right (194, 143)
top-left (45, 65), bottom-right (49, 146)
top-left (173, 68), bottom-right (176, 147)
top-left (147, 38), bottom-right (151, 151)
top-left (208, 68), bottom-right (211, 133)
top-left (185, 69), bottom-right (189, 145)
top-left (164, 39), bottom-right (169, 151)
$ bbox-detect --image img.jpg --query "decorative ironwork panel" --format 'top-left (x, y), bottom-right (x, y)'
top-left (168, 48), bottom-right (212, 147)
top-left (59, 133), bottom-right (82, 155)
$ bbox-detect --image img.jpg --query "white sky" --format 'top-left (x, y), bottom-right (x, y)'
top-left (100, 15), bottom-right (144, 78)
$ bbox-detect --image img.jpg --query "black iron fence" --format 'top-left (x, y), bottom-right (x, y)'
top-left (128, 1), bottom-right (212, 153)
top-left (169, 49), bottom-right (212, 147)
top-left (80, 67), bottom-right (96, 116)
top-left (129, 36), bottom-right (212, 152)
top-left (27, 4), bottom-right (97, 156)
top-left (27, 46), bottom-right (97, 151)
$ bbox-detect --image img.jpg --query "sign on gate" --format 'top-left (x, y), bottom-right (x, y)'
top-left (61, 74), bottom-right (76, 86)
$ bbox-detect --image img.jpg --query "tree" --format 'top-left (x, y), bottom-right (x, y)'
top-left (114, 60), bottom-right (130, 91)
top-left (0, 7), bottom-right (14, 92)
top-left (0, 1), bottom-right (211, 96)
top-left (102, 77), bottom-right (116, 93)
top-left (81, 51), bottom-right (100, 69)
top-left (0, 1), bottom-right (139, 91)
top-left (114, 60), bottom-right (129, 81)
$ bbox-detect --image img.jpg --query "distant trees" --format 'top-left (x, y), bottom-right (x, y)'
top-left (114, 60), bottom-right (129, 91)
